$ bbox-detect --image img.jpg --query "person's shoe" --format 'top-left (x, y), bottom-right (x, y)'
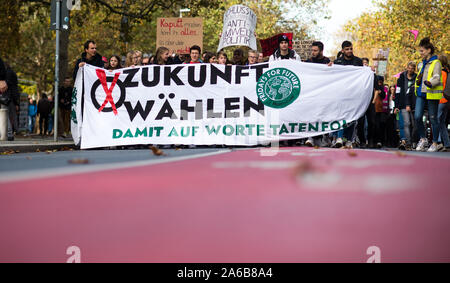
top-left (416, 138), bottom-right (428, 151)
top-left (376, 142), bottom-right (383, 149)
top-left (345, 140), bottom-right (353, 149)
top-left (334, 138), bottom-right (344, 148)
top-left (321, 135), bottom-right (332, 147)
top-left (7, 136), bottom-right (14, 141)
top-left (305, 137), bottom-right (314, 147)
top-left (436, 143), bottom-right (445, 152)
top-left (398, 140), bottom-right (407, 150)
top-left (427, 143), bottom-right (439, 152)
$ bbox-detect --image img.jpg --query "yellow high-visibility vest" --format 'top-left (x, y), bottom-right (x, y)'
top-left (415, 59), bottom-right (444, 100)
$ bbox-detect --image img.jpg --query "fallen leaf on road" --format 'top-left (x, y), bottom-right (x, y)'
top-left (26, 157), bottom-right (32, 160)
top-left (150, 146), bottom-right (166, 156)
top-left (292, 159), bottom-right (314, 178)
top-left (314, 146), bottom-right (320, 149)
top-left (68, 158), bottom-right (90, 164)
top-left (395, 151), bottom-right (406, 157)
top-left (347, 150), bottom-right (358, 157)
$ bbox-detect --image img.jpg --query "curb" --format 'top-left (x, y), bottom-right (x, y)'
top-left (0, 142), bottom-right (77, 153)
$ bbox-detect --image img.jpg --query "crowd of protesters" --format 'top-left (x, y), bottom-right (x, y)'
top-left (1, 35), bottom-right (448, 152)
top-left (68, 36), bottom-right (449, 152)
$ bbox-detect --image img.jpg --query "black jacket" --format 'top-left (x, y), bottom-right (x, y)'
top-left (334, 55), bottom-right (363, 66)
top-left (73, 52), bottom-right (104, 80)
top-left (0, 66), bottom-right (19, 106)
top-left (395, 71), bottom-right (417, 110)
top-left (37, 98), bottom-right (53, 116)
top-left (306, 56), bottom-right (331, 64)
top-left (59, 86), bottom-right (73, 110)
top-left (0, 57), bottom-right (6, 81)
top-left (6, 66), bottom-right (19, 106)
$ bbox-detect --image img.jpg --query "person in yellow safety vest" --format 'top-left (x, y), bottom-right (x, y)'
top-left (414, 37), bottom-right (443, 152)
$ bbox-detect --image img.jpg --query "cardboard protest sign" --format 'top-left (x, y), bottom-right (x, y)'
top-left (259, 33), bottom-right (293, 57)
top-left (292, 40), bottom-right (315, 61)
top-left (217, 5), bottom-right (257, 51)
top-left (372, 48), bottom-right (390, 76)
top-left (157, 17), bottom-right (203, 55)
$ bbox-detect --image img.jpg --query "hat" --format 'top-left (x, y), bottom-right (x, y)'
top-left (278, 34), bottom-right (290, 44)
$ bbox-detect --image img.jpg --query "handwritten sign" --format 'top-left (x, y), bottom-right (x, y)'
top-left (217, 5), bottom-right (257, 52)
top-left (292, 40), bottom-right (315, 61)
top-left (156, 17), bottom-right (203, 55)
top-left (372, 48), bottom-right (390, 76)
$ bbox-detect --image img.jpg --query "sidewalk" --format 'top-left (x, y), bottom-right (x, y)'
top-left (0, 134), bottom-right (76, 153)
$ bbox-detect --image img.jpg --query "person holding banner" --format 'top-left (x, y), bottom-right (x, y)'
top-left (217, 51), bottom-right (230, 65)
top-left (247, 50), bottom-right (258, 65)
top-left (108, 55), bottom-right (122, 71)
top-left (154, 47), bottom-right (171, 65)
top-left (185, 45), bottom-right (203, 64)
top-left (333, 41), bottom-right (364, 148)
top-left (73, 40), bottom-right (104, 81)
top-left (269, 35), bottom-right (301, 62)
top-left (305, 41), bottom-right (331, 65)
top-left (305, 41), bottom-right (332, 147)
top-left (203, 52), bottom-right (217, 64)
top-left (232, 48), bottom-right (246, 65)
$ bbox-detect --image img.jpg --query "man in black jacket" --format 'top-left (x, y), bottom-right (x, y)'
top-left (306, 41), bottom-right (331, 65)
top-left (72, 40), bottom-right (104, 81)
top-left (334, 41), bottom-right (363, 67)
top-left (333, 41), bottom-right (363, 148)
top-left (304, 41), bottom-right (332, 147)
top-left (394, 62), bottom-right (417, 150)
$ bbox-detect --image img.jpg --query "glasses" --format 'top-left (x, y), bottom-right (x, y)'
top-left (248, 56), bottom-right (258, 59)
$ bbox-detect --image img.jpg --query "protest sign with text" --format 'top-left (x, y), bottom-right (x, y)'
top-left (217, 5), bottom-right (257, 51)
top-left (156, 17), bottom-right (203, 54)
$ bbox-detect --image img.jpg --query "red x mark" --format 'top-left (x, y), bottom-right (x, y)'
top-left (96, 69), bottom-right (121, 115)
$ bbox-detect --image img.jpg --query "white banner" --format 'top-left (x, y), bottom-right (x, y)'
top-left (217, 5), bottom-right (257, 52)
top-left (73, 61), bottom-right (374, 149)
top-left (71, 67), bottom-right (83, 146)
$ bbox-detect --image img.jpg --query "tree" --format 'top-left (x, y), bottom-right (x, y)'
top-left (344, 0), bottom-right (449, 83)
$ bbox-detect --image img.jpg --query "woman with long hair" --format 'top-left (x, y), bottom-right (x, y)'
top-left (108, 55), bottom-right (122, 71)
top-left (217, 51), bottom-right (229, 65)
top-left (154, 47), bottom-right (170, 65)
top-left (125, 51), bottom-right (134, 67)
top-left (414, 38), bottom-right (444, 152)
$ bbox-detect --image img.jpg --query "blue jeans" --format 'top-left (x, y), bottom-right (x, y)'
top-left (48, 114), bottom-right (54, 134)
top-left (438, 102), bottom-right (450, 147)
top-left (28, 115), bottom-right (36, 133)
top-left (398, 109), bottom-right (413, 143)
top-left (332, 122), bottom-right (355, 140)
top-left (414, 95), bottom-right (440, 143)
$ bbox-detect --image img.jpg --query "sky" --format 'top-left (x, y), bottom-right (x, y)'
top-left (317, 0), bottom-right (376, 56)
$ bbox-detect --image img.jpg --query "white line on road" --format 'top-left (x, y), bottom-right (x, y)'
top-left (0, 149), bottom-right (232, 184)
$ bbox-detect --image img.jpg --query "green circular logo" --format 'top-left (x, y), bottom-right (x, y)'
top-left (256, 68), bottom-right (301, 109)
